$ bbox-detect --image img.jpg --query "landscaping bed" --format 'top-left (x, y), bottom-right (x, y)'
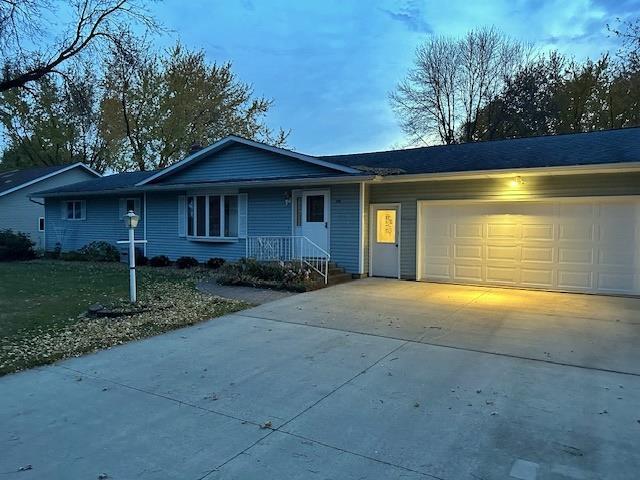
top-left (0, 260), bottom-right (247, 375)
top-left (216, 258), bottom-right (321, 292)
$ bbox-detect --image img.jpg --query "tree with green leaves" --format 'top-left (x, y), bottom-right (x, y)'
top-left (100, 42), bottom-right (289, 171)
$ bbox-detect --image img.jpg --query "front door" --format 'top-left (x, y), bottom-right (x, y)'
top-left (370, 204), bottom-right (400, 278)
top-left (299, 190), bottom-right (329, 251)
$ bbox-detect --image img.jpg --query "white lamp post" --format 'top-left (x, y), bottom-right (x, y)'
top-left (124, 210), bottom-right (140, 303)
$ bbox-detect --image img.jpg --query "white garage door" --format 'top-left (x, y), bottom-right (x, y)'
top-left (418, 198), bottom-right (640, 295)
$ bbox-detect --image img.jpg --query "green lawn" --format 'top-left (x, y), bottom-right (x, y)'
top-left (0, 260), bottom-right (247, 375)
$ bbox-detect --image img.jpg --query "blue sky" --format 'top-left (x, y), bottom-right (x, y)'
top-left (152, 0), bottom-right (639, 155)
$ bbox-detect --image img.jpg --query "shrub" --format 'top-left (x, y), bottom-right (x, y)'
top-left (217, 258), bottom-right (316, 292)
top-left (205, 257), bottom-right (226, 270)
top-left (175, 256), bottom-right (199, 269)
top-left (149, 255), bottom-right (171, 267)
top-left (60, 250), bottom-right (88, 262)
top-left (0, 229), bottom-right (36, 261)
top-left (78, 241), bottom-right (120, 262)
top-left (135, 247), bottom-right (148, 266)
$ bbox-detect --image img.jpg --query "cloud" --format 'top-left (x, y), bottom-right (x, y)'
top-left (381, 1), bottom-right (432, 33)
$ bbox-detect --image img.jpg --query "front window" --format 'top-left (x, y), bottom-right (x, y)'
top-left (66, 200), bottom-right (83, 220)
top-left (187, 194), bottom-right (239, 239)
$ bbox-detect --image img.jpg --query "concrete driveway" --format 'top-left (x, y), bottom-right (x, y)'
top-left (2, 279), bottom-right (640, 479)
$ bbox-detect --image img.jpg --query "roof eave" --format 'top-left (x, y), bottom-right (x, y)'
top-left (374, 162), bottom-right (640, 183)
top-left (38, 174), bottom-right (377, 198)
top-left (0, 162), bottom-right (101, 197)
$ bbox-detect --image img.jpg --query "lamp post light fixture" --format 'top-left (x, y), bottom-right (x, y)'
top-left (124, 210), bottom-right (140, 303)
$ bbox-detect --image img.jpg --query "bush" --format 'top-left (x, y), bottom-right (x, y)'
top-left (175, 256), bottom-right (199, 269)
top-left (0, 229), bottom-right (36, 261)
top-left (78, 241), bottom-right (120, 262)
top-left (205, 257), bottom-right (226, 270)
top-left (217, 258), bottom-right (316, 292)
top-left (60, 251), bottom-right (88, 262)
top-left (135, 248), bottom-right (148, 266)
top-left (149, 255), bottom-right (171, 267)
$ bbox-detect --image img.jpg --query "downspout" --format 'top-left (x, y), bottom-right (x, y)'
top-left (358, 182), bottom-right (365, 276)
top-left (30, 197), bottom-right (45, 250)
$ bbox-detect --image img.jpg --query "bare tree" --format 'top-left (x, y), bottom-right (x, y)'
top-left (0, 0), bottom-right (158, 92)
top-left (390, 27), bottom-right (528, 145)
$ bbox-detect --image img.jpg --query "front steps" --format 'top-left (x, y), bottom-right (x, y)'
top-left (327, 261), bottom-right (353, 286)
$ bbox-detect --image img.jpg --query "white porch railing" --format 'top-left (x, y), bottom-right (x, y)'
top-left (246, 236), bottom-right (330, 284)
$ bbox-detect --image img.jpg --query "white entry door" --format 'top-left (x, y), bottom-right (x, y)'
top-left (418, 198), bottom-right (640, 294)
top-left (370, 204), bottom-right (400, 278)
top-left (300, 190), bottom-right (329, 251)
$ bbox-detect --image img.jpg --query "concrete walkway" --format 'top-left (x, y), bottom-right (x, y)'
top-left (197, 280), bottom-right (296, 305)
top-left (2, 279), bottom-right (640, 479)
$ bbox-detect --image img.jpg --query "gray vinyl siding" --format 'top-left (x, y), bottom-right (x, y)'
top-left (329, 183), bottom-right (360, 274)
top-left (369, 172), bottom-right (640, 280)
top-left (160, 144), bottom-right (335, 184)
top-left (44, 195), bottom-right (145, 253)
top-left (0, 167), bottom-right (96, 249)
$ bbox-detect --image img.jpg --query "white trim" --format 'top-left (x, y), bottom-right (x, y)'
top-left (369, 203), bottom-right (401, 279)
top-left (63, 199), bottom-right (86, 220)
top-left (3, 163), bottom-right (100, 197)
top-left (143, 192), bottom-right (147, 256)
top-left (358, 182), bottom-right (365, 275)
top-left (136, 136), bottom-right (361, 186)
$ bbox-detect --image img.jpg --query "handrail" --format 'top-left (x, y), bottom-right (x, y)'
top-left (246, 236), bottom-right (330, 284)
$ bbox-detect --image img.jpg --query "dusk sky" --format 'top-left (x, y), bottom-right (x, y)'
top-left (152, 0), bottom-right (639, 155)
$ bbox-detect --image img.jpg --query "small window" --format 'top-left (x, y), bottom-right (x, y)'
top-left (224, 195), bottom-right (238, 237)
top-left (208, 195), bottom-right (221, 237)
top-left (38, 217), bottom-right (45, 232)
top-left (187, 197), bottom-right (195, 236)
top-left (295, 196), bottom-right (302, 227)
top-left (66, 200), bottom-right (83, 220)
top-left (306, 195), bottom-right (324, 223)
top-left (376, 209), bottom-right (396, 244)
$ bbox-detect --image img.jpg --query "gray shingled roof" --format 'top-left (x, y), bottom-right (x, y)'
top-left (36, 170), bottom-right (157, 195)
top-left (0, 164), bottom-right (82, 195)
top-left (320, 127), bottom-right (640, 175)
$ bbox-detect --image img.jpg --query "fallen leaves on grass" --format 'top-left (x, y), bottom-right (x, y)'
top-left (0, 273), bottom-right (247, 375)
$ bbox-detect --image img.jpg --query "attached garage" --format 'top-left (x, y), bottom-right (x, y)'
top-left (417, 198), bottom-right (640, 295)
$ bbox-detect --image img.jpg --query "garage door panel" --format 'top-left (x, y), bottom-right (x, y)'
top-left (521, 269), bottom-right (554, 288)
top-left (522, 224), bottom-right (555, 241)
top-left (487, 245), bottom-right (519, 261)
top-left (454, 244), bottom-right (482, 260)
top-left (559, 224), bottom-right (596, 241)
top-left (454, 223), bottom-right (483, 239)
top-left (487, 223), bottom-right (518, 239)
top-left (420, 198), bottom-right (640, 295)
top-left (486, 266), bottom-right (518, 284)
top-left (453, 264), bottom-right (483, 283)
top-left (558, 270), bottom-right (594, 290)
top-left (559, 247), bottom-right (594, 265)
top-left (521, 246), bottom-right (553, 263)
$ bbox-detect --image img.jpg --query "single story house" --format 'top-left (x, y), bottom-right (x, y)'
top-left (0, 163), bottom-right (100, 249)
top-left (36, 128), bottom-right (640, 295)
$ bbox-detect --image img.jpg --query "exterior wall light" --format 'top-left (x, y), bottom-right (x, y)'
top-left (509, 176), bottom-right (525, 187)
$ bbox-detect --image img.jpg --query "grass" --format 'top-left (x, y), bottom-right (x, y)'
top-left (0, 260), bottom-right (248, 375)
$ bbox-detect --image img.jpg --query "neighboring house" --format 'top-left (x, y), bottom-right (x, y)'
top-left (36, 128), bottom-right (640, 295)
top-left (0, 164), bottom-right (100, 249)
